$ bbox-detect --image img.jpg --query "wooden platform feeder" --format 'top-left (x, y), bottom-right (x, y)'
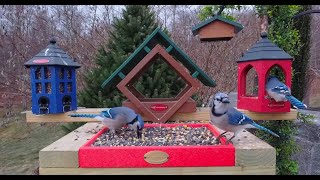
top-left (191, 15), bottom-right (243, 41)
top-left (79, 123), bottom-right (235, 168)
top-left (101, 28), bottom-right (216, 123)
top-left (39, 122), bottom-right (277, 175)
top-left (34, 107), bottom-right (296, 174)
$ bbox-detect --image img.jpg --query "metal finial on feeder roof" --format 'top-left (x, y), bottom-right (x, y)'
top-left (238, 31), bottom-right (293, 62)
top-left (261, 32), bottom-right (268, 38)
top-left (24, 37), bottom-right (81, 68)
top-left (49, 37), bottom-right (56, 44)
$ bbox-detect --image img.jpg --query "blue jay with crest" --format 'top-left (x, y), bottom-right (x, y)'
top-left (69, 107), bottom-right (144, 138)
top-left (209, 92), bottom-right (279, 144)
top-left (266, 76), bottom-right (307, 109)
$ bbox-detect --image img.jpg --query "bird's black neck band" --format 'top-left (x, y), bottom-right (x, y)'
top-left (211, 104), bottom-right (227, 117)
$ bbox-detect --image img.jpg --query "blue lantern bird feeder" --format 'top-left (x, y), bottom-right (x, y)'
top-left (24, 38), bottom-right (81, 115)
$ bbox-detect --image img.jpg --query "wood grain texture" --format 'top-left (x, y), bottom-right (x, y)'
top-left (39, 123), bottom-right (104, 168)
top-left (25, 107), bottom-right (297, 123)
top-left (219, 130), bottom-right (276, 167)
top-left (198, 20), bottom-right (235, 39)
top-left (39, 166), bottom-right (275, 175)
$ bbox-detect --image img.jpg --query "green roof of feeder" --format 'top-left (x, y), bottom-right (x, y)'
top-left (101, 28), bottom-right (216, 89)
top-left (191, 15), bottom-right (244, 36)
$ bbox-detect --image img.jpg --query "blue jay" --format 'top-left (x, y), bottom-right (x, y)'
top-left (69, 107), bottom-right (144, 138)
top-left (266, 76), bottom-right (307, 109)
top-left (209, 92), bottom-right (279, 144)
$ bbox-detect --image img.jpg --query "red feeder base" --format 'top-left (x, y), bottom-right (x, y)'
top-left (79, 123), bottom-right (235, 168)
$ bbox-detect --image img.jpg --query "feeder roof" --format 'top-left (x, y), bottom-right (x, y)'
top-left (191, 15), bottom-right (243, 36)
top-left (238, 32), bottom-right (293, 62)
top-left (24, 39), bottom-right (81, 68)
top-left (101, 28), bottom-right (216, 89)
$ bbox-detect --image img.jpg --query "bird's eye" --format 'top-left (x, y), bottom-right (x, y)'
top-left (215, 98), bottom-right (221, 101)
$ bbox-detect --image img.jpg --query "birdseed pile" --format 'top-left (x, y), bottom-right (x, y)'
top-left (92, 125), bottom-right (218, 147)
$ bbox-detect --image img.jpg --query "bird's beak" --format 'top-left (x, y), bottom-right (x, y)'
top-left (222, 98), bottom-right (230, 103)
top-left (137, 129), bottom-right (142, 139)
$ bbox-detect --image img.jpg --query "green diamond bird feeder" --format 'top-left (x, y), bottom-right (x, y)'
top-left (101, 28), bottom-right (216, 123)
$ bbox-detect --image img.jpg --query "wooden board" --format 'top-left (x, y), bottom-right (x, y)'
top-left (39, 123), bottom-right (104, 168)
top-left (39, 166), bottom-right (275, 175)
top-left (198, 20), bottom-right (235, 40)
top-left (216, 129), bottom-right (276, 167)
top-left (39, 122), bottom-right (276, 175)
top-left (25, 107), bottom-right (298, 123)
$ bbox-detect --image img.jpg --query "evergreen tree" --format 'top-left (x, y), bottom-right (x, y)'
top-left (78, 5), bottom-right (159, 108)
top-left (62, 5), bottom-right (159, 133)
top-left (63, 5), bottom-right (186, 133)
top-left (134, 57), bottom-right (186, 98)
top-left (78, 5), bottom-right (185, 108)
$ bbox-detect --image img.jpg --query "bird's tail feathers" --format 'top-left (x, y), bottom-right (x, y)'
top-left (285, 95), bottom-right (307, 109)
top-left (68, 114), bottom-right (97, 118)
top-left (252, 122), bottom-right (280, 138)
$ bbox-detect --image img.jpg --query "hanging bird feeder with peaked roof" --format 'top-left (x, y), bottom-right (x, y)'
top-left (192, 15), bottom-right (243, 41)
top-left (237, 32), bottom-right (293, 113)
top-left (24, 38), bottom-right (81, 115)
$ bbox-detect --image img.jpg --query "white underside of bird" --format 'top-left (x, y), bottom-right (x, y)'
top-left (94, 115), bottom-right (127, 133)
top-left (266, 89), bottom-right (287, 102)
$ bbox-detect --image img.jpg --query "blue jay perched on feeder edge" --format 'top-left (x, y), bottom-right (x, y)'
top-left (69, 107), bottom-right (144, 138)
top-left (266, 76), bottom-right (307, 109)
top-left (209, 92), bottom-right (280, 144)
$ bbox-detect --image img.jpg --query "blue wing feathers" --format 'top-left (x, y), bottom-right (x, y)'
top-left (285, 95), bottom-right (307, 109)
top-left (227, 108), bottom-right (254, 125)
top-left (226, 108), bottom-right (280, 137)
top-left (267, 77), bottom-right (290, 93)
top-left (267, 77), bottom-right (307, 109)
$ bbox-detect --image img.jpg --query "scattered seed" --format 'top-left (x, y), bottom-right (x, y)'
top-left (92, 125), bottom-right (218, 147)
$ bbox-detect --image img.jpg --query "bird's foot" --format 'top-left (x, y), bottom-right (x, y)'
top-left (214, 135), bottom-right (226, 145)
top-left (114, 129), bottom-right (121, 135)
top-left (225, 135), bottom-right (235, 145)
top-left (108, 129), bottom-right (117, 138)
top-left (213, 139), bottom-right (221, 145)
top-left (225, 139), bottom-right (234, 145)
